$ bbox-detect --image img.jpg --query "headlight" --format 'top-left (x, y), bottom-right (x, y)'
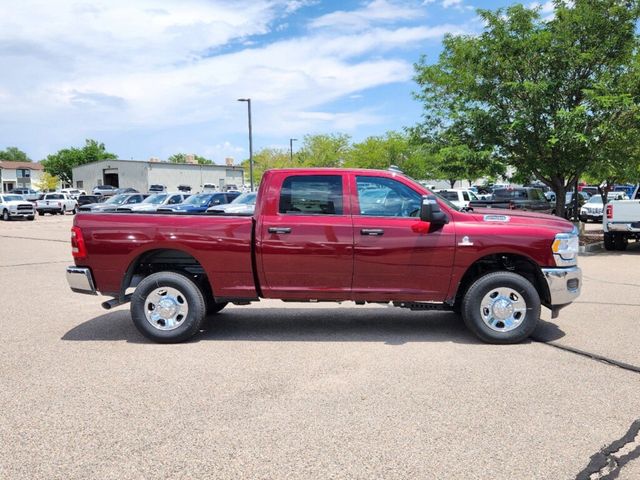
top-left (552, 231), bottom-right (579, 266)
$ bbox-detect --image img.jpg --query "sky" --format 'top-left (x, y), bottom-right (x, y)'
top-left (0, 0), bottom-right (554, 163)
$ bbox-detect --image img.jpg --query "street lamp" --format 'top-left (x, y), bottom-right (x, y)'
top-left (289, 138), bottom-right (297, 163)
top-left (237, 98), bottom-right (253, 191)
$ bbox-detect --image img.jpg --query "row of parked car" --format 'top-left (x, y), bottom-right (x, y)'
top-left (435, 185), bottom-right (630, 222)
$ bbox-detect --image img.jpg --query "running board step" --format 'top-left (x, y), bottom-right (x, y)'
top-left (392, 301), bottom-right (450, 311)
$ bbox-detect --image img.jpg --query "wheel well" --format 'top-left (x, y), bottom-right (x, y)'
top-left (452, 253), bottom-right (551, 309)
top-left (122, 248), bottom-right (213, 300)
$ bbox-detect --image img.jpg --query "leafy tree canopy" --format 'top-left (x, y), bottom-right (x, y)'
top-left (41, 139), bottom-right (117, 184)
top-left (412, 0), bottom-right (640, 215)
top-left (168, 153), bottom-right (213, 165)
top-left (0, 146), bottom-right (31, 162)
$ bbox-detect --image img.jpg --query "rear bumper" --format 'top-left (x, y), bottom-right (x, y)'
top-left (606, 222), bottom-right (640, 233)
top-left (66, 266), bottom-right (97, 295)
top-left (541, 266), bottom-right (581, 308)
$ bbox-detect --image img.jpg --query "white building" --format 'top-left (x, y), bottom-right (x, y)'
top-left (0, 161), bottom-right (45, 192)
top-left (72, 159), bottom-right (244, 193)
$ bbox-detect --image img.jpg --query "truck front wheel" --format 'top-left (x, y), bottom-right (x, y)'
top-left (461, 271), bottom-right (540, 344)
top-left (131, 271), bottom-right (206, 343)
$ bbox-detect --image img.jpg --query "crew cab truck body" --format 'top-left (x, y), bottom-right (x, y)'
top-left (0, 194), bottom-right (36, 220)
top-left (66, 168), bottom-right (582, 344)
top-left (603, 184), bottom-right (640, 251)
top-left (36, 193), bottom-right (78, 215)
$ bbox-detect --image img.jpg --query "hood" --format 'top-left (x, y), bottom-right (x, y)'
top-left (468, 207), bottom-right (574, 233)
top-left (4, 200), bottom-right (32, 206)
top-left (172, 204), bottom-right (204, 211)
top-left (129, 204), bottom-right (156, 211)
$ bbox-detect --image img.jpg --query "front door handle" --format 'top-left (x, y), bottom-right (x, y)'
top-left (268, 227), bottom-right (292, 234)
top-left (360, 228), bottom-right (384, 236)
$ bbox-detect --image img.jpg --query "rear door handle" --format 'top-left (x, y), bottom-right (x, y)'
top-left (268, 227), bottom-right (292, 234)
top-left (360, 228), bottom-right (384, 236)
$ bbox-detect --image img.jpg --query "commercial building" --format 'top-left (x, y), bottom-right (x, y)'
top-left (0, 161), bottom-right (45, 192)
top-left (72, 159), bottom-right (244, 193)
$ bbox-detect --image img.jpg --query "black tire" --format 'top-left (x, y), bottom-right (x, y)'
top-left (37, 210), bottom-right (44, 216)
top-left (579, 216), bottom-right (587, 223)
top-left (27, 216), bottom-right (35, 221)
top-left (131, 271), bottom-right (206, 343)
top-left (604, 232), bottom-right (615, 251)
top-left (71, 206), bottom-right (77, 215)
top-left (461, 271), bottom-right (541, 344)
top-left (614, 233), bottom-right (628, 251)
top-left (2, 209), bottom-right (9, 221)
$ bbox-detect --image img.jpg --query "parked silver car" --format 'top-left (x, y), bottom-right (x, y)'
top-left (206, 192), bottom-right (257, 215)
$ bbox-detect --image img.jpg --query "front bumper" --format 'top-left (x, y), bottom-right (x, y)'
top-left (541, 266), bottom-right (581, 310)
top-left (66, 266), bottom-right (97, 295)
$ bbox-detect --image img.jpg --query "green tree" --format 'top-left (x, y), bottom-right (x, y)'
top-left (296, 133), bottom-right (352, 167)
top-left (41, 139), bottom-right (117, 184)
top-left (412, 0), bottom-right (640, 217)
top-left (168, 153), bottom-right (213, 165)
top-left (0, 146), bottom-right (31, 162)
top-left (241, 148), bottom-right (295, 185)
top-left (345, 131), bottom-right (411, 170)
top-left (34, 172), bottom-right (59, 192)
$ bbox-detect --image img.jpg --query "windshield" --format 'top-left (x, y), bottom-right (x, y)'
top-left (4, 195), bottom-right (23, 202)
top-left (184, 194), bottom-right (214, 206)
top-left (104, 194), bottom-right (128, 205)
top-left (230, 192), bottom-right (257, 204)
top-left (586, 196), bottom-right (603, 204)
top-left (142, 194), bottom-right (167, 204)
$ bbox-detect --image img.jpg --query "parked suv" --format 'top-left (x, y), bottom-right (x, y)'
top-left (10, 188), bottom-right (39, 202)
top-left (0, 194), bottom-right (36, 220)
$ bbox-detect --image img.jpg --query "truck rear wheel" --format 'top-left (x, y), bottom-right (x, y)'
top-left (131, 271), bottom-right (206, 343)
top-left (614, 233), bottom-right (628, 251)
top-left (604, 232), bottom-right (615, 251)
top-left (461, 271), bottom-right (540, 344)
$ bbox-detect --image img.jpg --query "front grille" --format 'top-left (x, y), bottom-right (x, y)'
top-left (17, 205), bottom-right (33, 212)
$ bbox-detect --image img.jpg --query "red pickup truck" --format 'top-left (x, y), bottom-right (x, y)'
top-left (66, 168), bottom-right (582, 344)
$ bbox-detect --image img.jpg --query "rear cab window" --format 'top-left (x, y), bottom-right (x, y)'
top-left (279, 175), bottom-right (344, 215)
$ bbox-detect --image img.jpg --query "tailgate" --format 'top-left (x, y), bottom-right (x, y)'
top-left (611, 201), bottom-right (640, 223)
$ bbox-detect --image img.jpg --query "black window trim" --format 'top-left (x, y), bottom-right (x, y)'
top-left (278, 174), bottom-right (346, 217)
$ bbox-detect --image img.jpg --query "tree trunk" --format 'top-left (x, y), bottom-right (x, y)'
top-left (449, 179), bottom-right (456, 188)
top-left (553, 180), bottom-right (567, 218)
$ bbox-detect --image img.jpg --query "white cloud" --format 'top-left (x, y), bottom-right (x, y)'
top-left (0, 0), bottom-right (473, 160)
top-left (310, 0), bottom-right (425, 31)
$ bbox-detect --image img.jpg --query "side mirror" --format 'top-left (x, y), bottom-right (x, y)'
top-left (420, 196), bottom-right (449, 225)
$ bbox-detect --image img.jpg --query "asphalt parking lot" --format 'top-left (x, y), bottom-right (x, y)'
top-left (1, 215), bottom-right (639, 479)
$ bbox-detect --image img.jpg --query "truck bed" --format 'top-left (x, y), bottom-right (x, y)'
top-left (75, 212), bottom-right (257, 299)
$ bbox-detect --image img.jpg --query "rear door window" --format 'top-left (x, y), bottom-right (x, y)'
top-left (279, 175), bottom-right (343, 215)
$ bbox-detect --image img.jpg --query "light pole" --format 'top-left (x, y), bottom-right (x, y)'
top-left (289, 138), bottom-right (297, 163)
top-left (237, 98), bottom-right (253, 191)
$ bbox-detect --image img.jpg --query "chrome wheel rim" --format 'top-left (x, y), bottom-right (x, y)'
top-left (480, 287), bottom-right (527, 332)
top-left (144, 286), bottom-right (189, 331)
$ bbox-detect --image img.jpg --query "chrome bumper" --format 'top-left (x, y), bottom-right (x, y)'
top-left (606, 222), bottom-right (640, 233)
top-left (66, 266), bottom-right (97, 295)
top-left (541, 266), bottom-right (581, 307)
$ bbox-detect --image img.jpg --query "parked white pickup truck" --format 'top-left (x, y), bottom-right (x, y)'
top-left (603, 184), bottom-right (640, 251)
top-left (35, 193), bottom-right (78, 216)
top-left (0, 194), bottom-right (36, 221)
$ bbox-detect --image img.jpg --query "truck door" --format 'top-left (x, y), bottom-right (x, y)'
top-left (351, 174), bottom-right (456, 302)
top-left (257, 173), bottom-right (353, 300)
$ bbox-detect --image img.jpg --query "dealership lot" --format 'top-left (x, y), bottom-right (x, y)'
top-left (1, 215), bottom-right (639, 479)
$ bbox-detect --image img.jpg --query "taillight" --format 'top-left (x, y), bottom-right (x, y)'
top-left (71, 226), bottom-right (87, 259)
top-left (606, 204), bottom-right (613, 219)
